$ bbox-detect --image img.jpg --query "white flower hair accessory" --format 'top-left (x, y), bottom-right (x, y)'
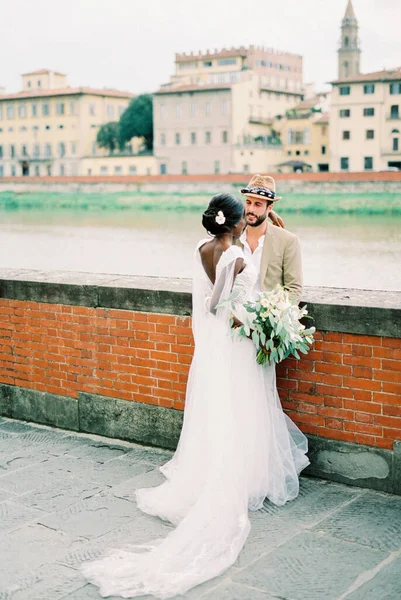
top-left (215, 210), bottom-right (226, 225)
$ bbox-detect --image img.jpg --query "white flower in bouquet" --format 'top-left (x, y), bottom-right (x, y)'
top-left (231, 285), bottom-right (315, 366)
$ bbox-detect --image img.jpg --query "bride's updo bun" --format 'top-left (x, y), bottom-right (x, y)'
top-left (202, 193), bottom-right (244, 236)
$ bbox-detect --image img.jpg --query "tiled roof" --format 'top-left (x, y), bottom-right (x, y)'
top-left (331, 68), bottom-right (401, 85)
top-left (155, 83), bottom-right (231, 95)
top-left (0, 86), bottom-right (134, 101)
top-left (292, 96), bottom-right (320, 110)
top-left (315, 112), bottom-right (329, 124)
top-left (22, 69), bottom-right (66, 76)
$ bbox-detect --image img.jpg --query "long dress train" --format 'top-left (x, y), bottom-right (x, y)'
top-left (81, 241), bottom-right (309, 598)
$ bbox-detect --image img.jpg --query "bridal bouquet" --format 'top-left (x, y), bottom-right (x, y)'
top-left (232, 285), bottom-right (315, 366)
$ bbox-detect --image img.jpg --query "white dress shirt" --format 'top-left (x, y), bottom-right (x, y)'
top-left (240, 230), bottom-right (265, 299)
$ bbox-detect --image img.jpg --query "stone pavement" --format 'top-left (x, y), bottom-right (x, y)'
top-left (0, 417), bottom-right (400, 600)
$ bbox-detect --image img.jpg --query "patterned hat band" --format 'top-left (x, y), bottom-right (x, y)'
top-left (240, 186), bottom-right (276, 199)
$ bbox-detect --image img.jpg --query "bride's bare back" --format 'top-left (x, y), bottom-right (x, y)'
top-left (199, 239), bottom-right (244, 285)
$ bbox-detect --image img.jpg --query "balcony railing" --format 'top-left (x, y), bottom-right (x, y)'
top-left (235, 140), bottom-right (282, 150)
top-left (387, 113), bottom-right (400, 120)
top-left (13, 154), bottom-right (55, 162)
top-left (248, 117), bottom-right (273, 126)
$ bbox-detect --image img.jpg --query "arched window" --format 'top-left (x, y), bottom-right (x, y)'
top-left (343, 61), bottom-right (349, 77)
top-left (344, 36), bottom-right (349, 48)
top-left (391, 128), bottom-right (400, 134)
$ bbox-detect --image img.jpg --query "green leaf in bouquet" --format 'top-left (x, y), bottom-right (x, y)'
top-left (260, 332), bottom-right (266, 346)
top-left (292, 349), bottom-right (300, 359)
top-left (276, 320), bottom-right (283, 335)
top-left (303, 327), bottom-right (316, 335)
top-left (244, 323), bottom-right (251, 337)
top-left (252, 330), bottom-right (260, 347)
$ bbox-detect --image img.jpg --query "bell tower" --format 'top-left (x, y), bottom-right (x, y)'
top-left (338, 0), bottom-right (361, 79)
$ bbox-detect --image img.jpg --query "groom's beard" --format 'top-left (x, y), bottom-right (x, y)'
top-left (245, 212), bottom-right (268, 228)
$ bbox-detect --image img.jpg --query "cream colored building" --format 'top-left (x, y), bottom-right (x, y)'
top-left (330, 71), bottom-right (401, 172)
top-left (154, 46), bottom-right (304, 175)
top-left (0, 69), bottom-right (133, 177)
top-left (329, 1), bottom-right (401, 172)
top-left (274, 94), bottom-right (330, 172)
top-left (171, 45), bottom-right (303, 93)
top-left (81, 154), bottom-right (157, 176)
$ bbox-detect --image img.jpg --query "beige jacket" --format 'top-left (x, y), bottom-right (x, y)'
top-left (259, 223), bottom-right (303, 302)
top-left (238, 223), bottom-right (303, 303)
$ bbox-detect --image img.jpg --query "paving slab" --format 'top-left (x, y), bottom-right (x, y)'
top-left (0, 488), bottom-right (16, 503)
top-left (0, 500), bottom-right (43, 534)
top-left (201, 581), bottom-right (277, 599)
top-left (233, 530), bottom-right (387, 600)
top-left (37, 491), bottom-right (139, 538)
top-left (61, 582), bottom-right (155, 599)
top-left (346, 554), bottom-right (401, 600)
top-left (13, 475), bottom-right (105, 513)
top-left (4, 563), bottom-right (85, 600)
top-left (0, 523), bottom-right (87, 588)
top-left (314, 492), bottom-right (401, 552)
top-left (61, 436), bottom-right (131, 463)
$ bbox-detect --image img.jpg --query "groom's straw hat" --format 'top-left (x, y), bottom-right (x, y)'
top-left (240, 174), bottom-right (281, 202)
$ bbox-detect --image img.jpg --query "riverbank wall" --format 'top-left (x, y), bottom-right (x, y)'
top-left (1, 172), bottom-right (401, 195)
top-left (0, 269), bottom-right (400, 495)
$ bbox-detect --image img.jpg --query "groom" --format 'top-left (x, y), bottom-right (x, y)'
top-left (239, 174), bottom-right (303, 303)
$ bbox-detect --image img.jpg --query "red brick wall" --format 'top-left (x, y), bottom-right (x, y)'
top-left (0, 299), bottom-right (400, 450)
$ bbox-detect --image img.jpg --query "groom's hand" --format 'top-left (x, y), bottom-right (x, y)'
top-left (269, 211), bottom-right (285, 229)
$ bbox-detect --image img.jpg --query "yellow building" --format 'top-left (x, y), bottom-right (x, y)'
top-left (154, 46), bottom-right (304, 175)
top-left (329, 1), bottom-right (401, 172)
top-left (274, 94), bottom-right (330, 172)
top-left (0, 69), bottom-right (133, 177)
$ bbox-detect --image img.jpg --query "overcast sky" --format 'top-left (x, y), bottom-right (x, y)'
top-left (1, 0), bottom-right (400, 95)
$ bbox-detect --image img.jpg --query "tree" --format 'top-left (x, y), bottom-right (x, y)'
top-left (119, 94), bottom-right (153, 151)
top-left (96, 121), bottom-right (121, 154)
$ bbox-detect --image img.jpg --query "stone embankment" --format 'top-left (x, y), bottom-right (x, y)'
top-left (1, 171), bottom-right (401, 194)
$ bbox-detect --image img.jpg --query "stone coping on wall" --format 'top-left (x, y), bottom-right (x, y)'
top-left (0, 268), bottom-right (400, 338)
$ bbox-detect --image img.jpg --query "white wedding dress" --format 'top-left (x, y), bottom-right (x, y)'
top-left (81, 241), bottom-right (309, 599)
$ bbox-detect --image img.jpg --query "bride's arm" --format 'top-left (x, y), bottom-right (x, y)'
top-left (208, 257), bottom-right (245, 314)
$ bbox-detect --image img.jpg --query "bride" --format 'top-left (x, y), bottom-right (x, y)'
top-left (82, 193), bottom-right (309, 599)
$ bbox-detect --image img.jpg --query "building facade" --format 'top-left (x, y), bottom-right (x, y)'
top-left (171, 45), bottom-right (303, 93)
top-left (274, 93), bottom-right (330, 172)
top-left (329, 2), bottom-right (401, 172)
top-left (154, 46), bottom-right (304, 175)
top-left (0, 70), bottom-right (132, 177)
